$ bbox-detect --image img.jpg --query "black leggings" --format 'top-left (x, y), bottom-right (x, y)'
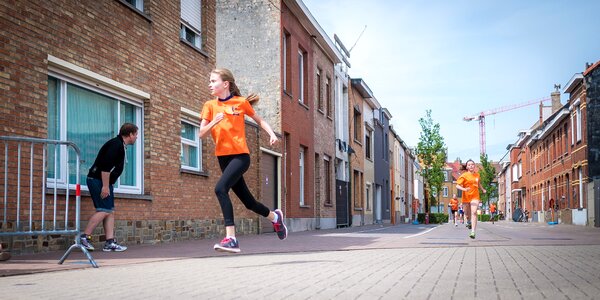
top-left (216, 153), bottom-right (270, 226)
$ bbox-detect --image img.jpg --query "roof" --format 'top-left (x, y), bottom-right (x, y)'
top-left (584, 60), bottom-right (600, 76)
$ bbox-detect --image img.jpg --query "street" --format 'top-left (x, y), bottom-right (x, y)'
top-left (1, 221), bottom-right (600, 299)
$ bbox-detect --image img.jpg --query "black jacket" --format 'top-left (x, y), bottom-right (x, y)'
top-left (87, 135), bottom-right (126, 185)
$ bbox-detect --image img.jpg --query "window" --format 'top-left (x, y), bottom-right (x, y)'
top-left (518, 160), bottom-right (522, 178)
top-left (124, 0), bottom-right (143, 11)
top-left (443, 171), bottom-right (449, 182)
top-left (299, 146), bottom-right (306, 206)
top-left (443, 186), bottom-right (448, 197)
top-left (365, 129), bottom-right (372, 160)
top-left (47, 75), bottom-right (142, 194)
top-left (512, 165), bottom-right (518, 182)
top-left (283, 31), bottom-right (291, 93)
top-left (326, 77), bottom-right (331, 117)
top-left (576, 105), bottom-right (582, 142)
top-left (180, 121), bottom-right (201, 172)
top-left (324, 156), bottom-right (332, 205)
top-left (353, 107), bottom-right (361, 141)
top-left (353, 170), bottom-right (362, 208)
top-left (366, 183), bottom-right (371, 211)
top-left (564, 123), bottom-right (568, 154)
top-left (180, 0), bottom-right (202, 49)
top-left (298, 50), bottom-right (305, 104)
top-left (317, 68), bottom-right (323, 111)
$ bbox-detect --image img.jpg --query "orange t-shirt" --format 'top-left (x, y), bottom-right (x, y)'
top-left (450, 198), bottom-right (459, 210)
top-left (457, 171), bottom-right (481, 203)
top-left (490, 203), bottom-right (496, 213)
top-left (201, 96), bottom-right (255, 156)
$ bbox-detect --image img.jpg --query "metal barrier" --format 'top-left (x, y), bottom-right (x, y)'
top-left (0, 136), bottom-right (97, 268)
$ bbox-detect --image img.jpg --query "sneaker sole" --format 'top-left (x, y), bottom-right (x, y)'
top-left (275, 209), bottom-right (288, 240)
top-left (102, 248), bottom-right (127, 252)
top-left (213, 244), bottom-right (240, 253)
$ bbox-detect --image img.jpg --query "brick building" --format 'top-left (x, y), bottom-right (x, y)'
top-left (584, 61), bottom-right (600, 227)
top-left (349, 78), bottom-right (370, 226)
top-left (0, 1), bottom-right (279, 254)
top-left (215, 0), bottom-right (343, 231)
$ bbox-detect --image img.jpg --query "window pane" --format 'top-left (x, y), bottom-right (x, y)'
top-left (47, 76), bottom-right (61, 179)
top-left (181, 144), bottom-right (198, 168)
top-left (120, 102), bottom-right (137, 186)
top-left (181, 122), bottom-right (196, 140)
top-left (67, 83), bottom-right (116, 185)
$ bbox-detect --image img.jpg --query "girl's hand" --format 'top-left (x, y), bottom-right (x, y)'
top-left (269, 135), bottom-right (279, 145)
top-left (213, 112), bottom-right (224, 124)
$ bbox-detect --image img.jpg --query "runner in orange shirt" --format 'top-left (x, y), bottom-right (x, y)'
top-left (456, 159), bottom-right (486, 239)
top-left (200, 68), bottom-right (287, 253)
top-left (449, 194), bottom-right (459, 227)
top-left (490, 202), bottom-right (497, 224)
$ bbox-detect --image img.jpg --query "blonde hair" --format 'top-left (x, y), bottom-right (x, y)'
top-left (211, 68), bottom-right (259, 105)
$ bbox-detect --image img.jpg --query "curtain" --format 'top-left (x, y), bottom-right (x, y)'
top-left (67, 83), bottom-right (116, 185)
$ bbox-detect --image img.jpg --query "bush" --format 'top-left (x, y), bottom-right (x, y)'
top-left (417, 213), bottom-right (448, 224)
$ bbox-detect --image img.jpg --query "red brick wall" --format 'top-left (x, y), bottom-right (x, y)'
top-left (312, 40), bottom-right (336, 219)
top-left (281, 3), bottom-right (315, 219)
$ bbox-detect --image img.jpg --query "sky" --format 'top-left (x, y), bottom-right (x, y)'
top-left (302, 0), bottom-right (600, 163)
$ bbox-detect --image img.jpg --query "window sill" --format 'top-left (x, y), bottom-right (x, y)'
top-left (353, 139), bottom-right (362, 146)
top-left (283, 90), bottom-right (293, 99)
top-left (299, 101), bottom-right (309, 110)
top-left (180, 168), bottom-right (209, 177)
top-left (180, 38), bottom-right (209, 58)
top-left (324, 202), bottom-right (333, 207)
top-left (318, 108), bottom-right (325, 115)
top-left (354, 207), bottom-right (363, 211)
top-left (300, 205), bottom-right (311, 209)
top-left (46, 188), bottom-right (153, 201)
top-left (117, 0), bottom-right (152, 23)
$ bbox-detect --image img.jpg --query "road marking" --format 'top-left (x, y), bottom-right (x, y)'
top-left (404, 226), bottom-right (437, 238)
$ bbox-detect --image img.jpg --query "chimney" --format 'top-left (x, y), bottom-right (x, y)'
top-left (551, 84), bottom-right (561, 113)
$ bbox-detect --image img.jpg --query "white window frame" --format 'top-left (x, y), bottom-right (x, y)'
top-left (443, 186), bottom-right (448, 197)
top-left (518, 161), bottom-right (522, 178)
top-left (512, 165), bottom-right (518, 182)
top-left (180, 114), bottom-right (202, 172)
top-left (443, 171), bottom-right (449, 182)
top-left (298, 50), bottom-right (304, 103)
top-left (47, 72), bottom-right (144, 195)
top-left (299, 146), bottom-right (305, 206)
top-left (576, 105), bottom-right (582, 142)
top-left (180, 0), bottom-right (202, 49)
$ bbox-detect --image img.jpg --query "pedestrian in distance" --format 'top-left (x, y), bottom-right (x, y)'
top-left (458, 204), bottom-right (464, 224)
top-left (0, 242), bottom-right (10, 261)
top-left (456, 159), bottom-right (486, 239)
top-left (449, 194), bottom-right (459, 227)
top-left (79, 123), bottom-right (138, 252)
top-left (200, 68), bottom-right (287, 253)
top-left (490, 202), bottom-right (497, 224)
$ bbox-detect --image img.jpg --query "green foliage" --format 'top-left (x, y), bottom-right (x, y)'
top-left (417, 213), bottom-right (448, 224)
top-left (479, 154), bottom-right (498, 206)
top-left (416, 110), bottom-right (447, 213)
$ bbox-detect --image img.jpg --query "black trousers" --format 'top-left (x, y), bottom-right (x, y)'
top-left (216, 153), bottom-right (270, 226)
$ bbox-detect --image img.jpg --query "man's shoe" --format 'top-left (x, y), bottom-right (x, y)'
top-left (214, 237), bottom-right (240, 253)
top-left (466, 222), bottom-right (472, 230)
top-left (469, 232), bottom-right (476, 239)
top-left (103, 240), bottom-right (127, 252)
top-left (80, 235), bottom-right (95, 251)
top-left (273, 209), bottom-right (288, 240)
top-left (455, 223), bottom-right (458, 227)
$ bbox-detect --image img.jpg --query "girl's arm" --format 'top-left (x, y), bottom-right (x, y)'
top-left (250, 113), bottom-right (278, 145)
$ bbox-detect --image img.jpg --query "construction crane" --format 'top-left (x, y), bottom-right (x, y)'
top-left (463, 97), bottom-right (551, 156)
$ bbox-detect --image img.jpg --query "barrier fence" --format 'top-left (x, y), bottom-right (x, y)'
top-left (0, 136), bottom-right (97, 268)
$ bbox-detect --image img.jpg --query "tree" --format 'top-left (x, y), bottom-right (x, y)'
top-left (479, 153), bottom-right (498, 206)
top-left (416, 110), bottom-right (447, 213)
